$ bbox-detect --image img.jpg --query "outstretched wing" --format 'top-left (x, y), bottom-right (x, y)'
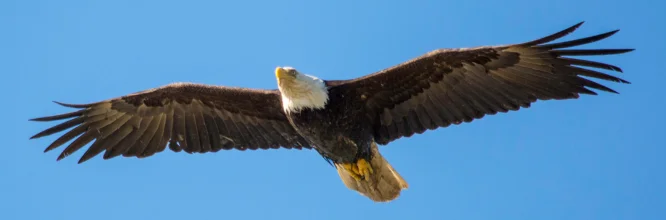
top-left (30, 83), bottom-right (311, 163)
top-left (334, 22), bottom-right (633, 145)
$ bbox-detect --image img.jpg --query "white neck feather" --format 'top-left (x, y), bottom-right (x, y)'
top-left (279, 74), bottom-right (329, 113)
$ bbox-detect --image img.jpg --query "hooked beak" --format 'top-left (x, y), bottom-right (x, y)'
top-left (275, 67), bottom-right (288, 79)
top-left (275, 67), bottom-right (296, 86)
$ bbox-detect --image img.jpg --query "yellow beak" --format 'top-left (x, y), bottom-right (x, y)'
top-left (275, 67), bottom-right (286, 79)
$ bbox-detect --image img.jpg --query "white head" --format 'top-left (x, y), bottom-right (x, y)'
top-left (275, 66), bottom-right (329, 113)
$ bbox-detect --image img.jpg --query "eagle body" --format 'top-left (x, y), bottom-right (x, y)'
top-left (282, 77), bottom-right (384, 163)
top-left (30, 22), bottom-right (633, 202)
top-left (284, 95), bottom-right (374, 163)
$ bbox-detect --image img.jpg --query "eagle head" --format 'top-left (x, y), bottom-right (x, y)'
top-left (275, 66), bottom-right (329, 113)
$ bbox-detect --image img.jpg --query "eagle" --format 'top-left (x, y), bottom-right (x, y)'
top-left (30, 22), bottom-right (633, 202)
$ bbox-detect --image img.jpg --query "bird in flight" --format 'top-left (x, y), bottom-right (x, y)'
top-left (30, 22), bottom-right (633, 202)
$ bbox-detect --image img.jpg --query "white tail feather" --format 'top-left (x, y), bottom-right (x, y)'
top-left (335, 143), bottom-right (409, 202)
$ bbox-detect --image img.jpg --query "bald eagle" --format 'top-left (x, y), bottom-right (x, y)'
top-left (30, 22), bottom-right (633, 202)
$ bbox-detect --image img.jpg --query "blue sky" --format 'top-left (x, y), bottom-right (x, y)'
top-left (2, 0), bottom-right (664, 219)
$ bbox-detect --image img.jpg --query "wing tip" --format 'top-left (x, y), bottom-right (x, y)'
top-left (606, 88), bottom-right (620, 94)
top-left (30, 101), bottom-right (92, 122)
top-left (518, 21), bottom-right (586, 47)
top-left (54, 101), bottom-right (92, 108)
top-left (613, 48), bottom-right (634, 54)
top-left (76, 155), bottom-right (91, 164)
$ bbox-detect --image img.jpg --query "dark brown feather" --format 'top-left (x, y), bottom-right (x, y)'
top-left (58, 131), bottom-right (96, 161)
top-left (537, 30), bottom-right (619, 49)
top-left (30, 83), bottom-right (312, 162)
top-left (333, 22), bottom-right (632, 145)
top-left (139, 114), bottom-right (168, 157)
top-left (193, 104), bottom-right (211, 153)
top-left (104, 116), bottom-right (146, 159)
top-left (560, 57), bottom-right (624, 73)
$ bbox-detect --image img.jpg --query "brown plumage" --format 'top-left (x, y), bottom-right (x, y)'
top-left (30, 22), bottom-right (632, 202)
top-left (332, 22), bottom-right (632, 145)
top-left (31, 83), bottom-right (311, 164)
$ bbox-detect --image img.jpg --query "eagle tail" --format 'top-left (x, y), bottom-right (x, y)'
top-left (334, 142), bottom-right (408, 202)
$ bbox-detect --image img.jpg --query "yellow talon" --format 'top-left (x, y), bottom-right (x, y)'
top-left (357, 158), bottom-right (373, 176)
top-left (340, 158), bottom-right (374, 181)
top-left (342, 163), bottom-right (352, 171)
top-left (349, 172), bottom-right (363, 181)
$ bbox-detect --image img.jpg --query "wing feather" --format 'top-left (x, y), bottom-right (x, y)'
top-left (193, 104), bottom-right (211, 153)
top-left (58, 131), bottom-right (96, 161)
top-left (184, 111), bottom-right (201, 153)
top-left (202, 110), bottom-right (222, 152)
top-left (141, 113), bottom-right (169, 157)
top-left (104, 116), bottom-right (146, 159)
top-left (422, 94), bottom-right (447, 126)
top-left (560, 57), bottom-right (624, 73)
top-left (119, 116), bottom-right (156, 157)
top-left (30, 83), bottom-right (312, 163)
top-left (171, 103), bottom-right (188, 152)
top-left (333, 22), bottom-right (632, 145)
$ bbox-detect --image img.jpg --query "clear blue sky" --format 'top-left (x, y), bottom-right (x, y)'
top-left (2, 0), bottom-right (664, 219)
